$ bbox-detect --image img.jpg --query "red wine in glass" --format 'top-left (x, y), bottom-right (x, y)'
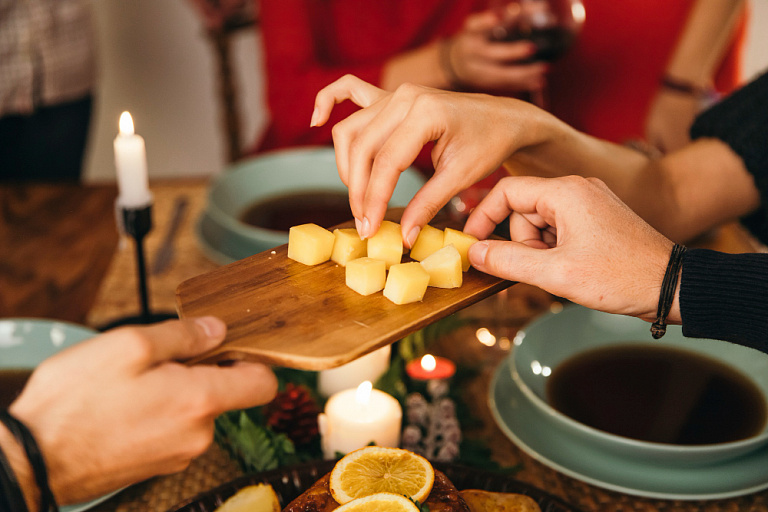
top-left (490, 0), bottom-right (584, 61)
top-left (496, 25), bottom-right (576, 63)
top-left (490, 0), bottom-right (585, 105)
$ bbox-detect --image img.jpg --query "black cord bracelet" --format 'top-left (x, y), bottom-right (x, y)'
top-left (651, 243), bottom-right (687, 339)
top-left (0, 411), bottom-right (58, 512)
top-left (0, 442), bottom-right (29, 512)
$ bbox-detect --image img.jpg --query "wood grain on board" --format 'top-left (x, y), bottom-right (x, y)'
top-left (176, 210), bottom-right (512, 369)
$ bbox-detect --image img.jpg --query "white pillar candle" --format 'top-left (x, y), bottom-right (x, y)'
top-left (318, 381), bottom-right (402, 459)
top-left (114, 111), bottom-right (151, 208)
top-left (318, 345), bottom-right (391, 397)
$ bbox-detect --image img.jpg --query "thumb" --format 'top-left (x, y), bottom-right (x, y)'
top-left (469, 240), bottom-right (550, 285)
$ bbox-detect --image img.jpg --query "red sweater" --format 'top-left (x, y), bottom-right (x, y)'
top-left (255, 0), bottom-right (484, 156)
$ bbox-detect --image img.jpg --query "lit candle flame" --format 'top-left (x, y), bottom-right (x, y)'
top-left (475, 327), bottom-right (497, 347)
top-left (355, 380), bottom-right (373, 405)
top-left (420, 354), bottom-right (437, 372)
top-left (119, 111), bottom-right (135, 136)
top-left (571, 3), bottom-right (586, 25)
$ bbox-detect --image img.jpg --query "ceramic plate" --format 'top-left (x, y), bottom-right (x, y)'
top-left (168, 460), bottom-right (582, 512)
top-left (490, 356), bottom-right (768, 500)
top-left (0, 318), bottom-right (96, 367)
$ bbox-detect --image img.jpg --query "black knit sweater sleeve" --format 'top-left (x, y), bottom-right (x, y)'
top-left (680, 249), bottom-right (768, 353)
top-left (678, 72), bottom-right (768, 351)
top-left (690, 70), bottom-right (768, 244)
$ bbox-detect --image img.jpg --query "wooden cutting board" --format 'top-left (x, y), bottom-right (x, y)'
top-left (176, 210), bottom-right (512, 370)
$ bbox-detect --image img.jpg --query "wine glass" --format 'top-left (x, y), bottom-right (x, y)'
top-left (489, 0), bottom-right (586, 107)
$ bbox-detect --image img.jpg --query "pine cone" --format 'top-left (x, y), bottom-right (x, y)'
top-left (264, 383), bottom-right (321, 446)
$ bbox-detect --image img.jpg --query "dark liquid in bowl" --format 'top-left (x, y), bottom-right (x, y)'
top-left (0, 369), bottom-right (32, 409)
top-left (546, 344), bottom-right (767, 445)
top-left (239, 191), bottom-right (352, 232)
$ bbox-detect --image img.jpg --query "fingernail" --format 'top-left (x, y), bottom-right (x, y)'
top-left (470, 241), bottom-right (489, 265)
top-left (406, 226), bottom-right (421, 248)
top-left (355, 217), bottom-right (363, 238)
top-left (196, 316), bottom-right (226, 339)
top-left (309, 106), bottom-right (319, 127)
top-left (361, 217), bottom-right (371, 239)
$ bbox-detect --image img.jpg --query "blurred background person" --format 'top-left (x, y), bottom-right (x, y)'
top-left (253, 0), bottom-right (546, 175)
top-left (248, 0), bottom-right (747, 173)
top-left (547, 0), bottom-right (747, 154)
top-left (0, 0), bottom-right (96, 182)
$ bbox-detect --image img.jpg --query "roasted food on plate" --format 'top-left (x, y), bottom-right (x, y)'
top-left (459, 489), bottom-right (541, 512)
top-left (281, 447), bottom-right (541, 512)
top-left (214, 483), bottom-right (280, 512)
top-left (283, 468), bottom-right (468, 512)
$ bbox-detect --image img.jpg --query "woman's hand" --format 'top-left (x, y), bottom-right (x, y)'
top-left (312, 75), bottom-right (549, 246)
top-left (465, 175), bottom-right (677, 321)
top-left (9, 318), bottom-right (277, 505)
top-left (444, 10), bottom-right (549, 93)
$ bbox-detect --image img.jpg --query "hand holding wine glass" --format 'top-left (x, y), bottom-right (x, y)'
top-left (440, 10), bottom-right (551, 94)
top-left (489, 0), bottom-right (585, 106)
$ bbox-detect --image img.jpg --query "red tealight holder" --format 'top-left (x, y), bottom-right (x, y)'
top-left (405, 354), bottom-right (456, 381)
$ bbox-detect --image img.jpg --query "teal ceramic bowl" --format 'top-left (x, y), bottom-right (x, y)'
top-left (197, 147), bottom-right (426, 264)
top-left (0, 318), bottom-right (127, 511)
top-left (509, 304), bottom-right (768, 467)
top-left (0, 318), bottom-right (96, 368)
top-left (0, 317), bottom-right (95, 408)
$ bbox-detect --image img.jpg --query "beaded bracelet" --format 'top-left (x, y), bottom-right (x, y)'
top-left (0, 411), bottom-right (58, 512)
top-left (651, 243), bottom-right (687, 339)
top-left (0, 442), bottom-right (29, 512)
top-left (660, 75), bottom-right (720, 108)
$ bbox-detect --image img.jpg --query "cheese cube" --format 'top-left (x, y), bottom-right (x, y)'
top-left (443, 227), bottom-right (478, 271)
top-left (408, 224), bottom-right (444, 261)
top-left (420, 244), bottom-right (463, 288)
top-left (331, 228), bottom-right (367, 266)
top-left (367, 220), bottom-right (403, 268)
top-left (287, 223), bottom-right (335, 265)
top-left (383, 262), bottom-right (430, 305)
top-left (346, 257), bottom-right (386, 296)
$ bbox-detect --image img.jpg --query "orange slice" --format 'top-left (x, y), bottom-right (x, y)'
top-left (329, 446), bottom-right (434, 505)
top-left (334, 493), bottom-right (420, 512)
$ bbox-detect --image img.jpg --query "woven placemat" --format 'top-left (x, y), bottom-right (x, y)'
top-left (86, 180), bottom-right (218, 328)
top-left (82, 183), bottom-right (768, 512)
top-left (88, 444), bottom-right (243, 512)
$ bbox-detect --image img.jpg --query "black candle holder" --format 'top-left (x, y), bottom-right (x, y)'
top-left (99, 201), bottom-right (178, 331)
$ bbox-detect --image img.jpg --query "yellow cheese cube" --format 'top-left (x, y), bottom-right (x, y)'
top-left (420, 244), bottom-right (463, 288)
top-left (383, 262), bottom-right (430, 305)
top-left (408, 224), bottom-right (444, 261)
top-left (287, 223), bottom-right (335, 265)
top-left (443, 227), bottom-right (478, 271)
top-left (331, 228), bottom-right (367, 266)
top-left (346, 257), bottom-right (386, 296)
top-left (367, 220), bottom-right (403, 268)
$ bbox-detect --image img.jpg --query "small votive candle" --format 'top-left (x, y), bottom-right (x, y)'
top-left (318, 345), bottom-right (391, 397)
top-left (318, 381), bottom-right (402, 459)
top-left (406, 354), bottom-right (456, 381)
